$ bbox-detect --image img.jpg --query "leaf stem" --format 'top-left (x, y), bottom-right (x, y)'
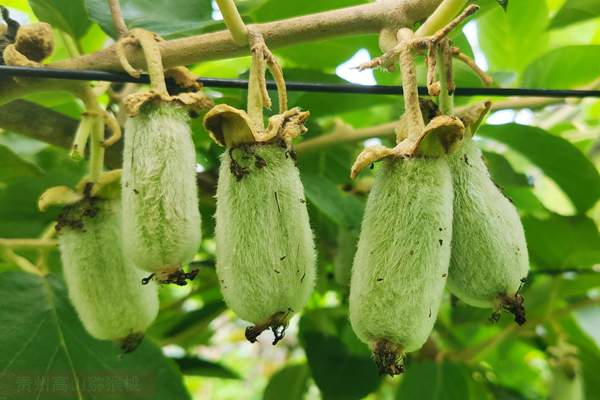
top-left (0, 247), bottom-right (44, 276)
top-left (0, 238), bottom-right (58, 249)
top-left (215, 0), bottom-right (249, 46)
top-left (108, 0), bottom-right (129, 37)
top-left (415, 0), bottom-right (468, 37)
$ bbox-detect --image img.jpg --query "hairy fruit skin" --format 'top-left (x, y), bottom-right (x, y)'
top-left (447, 140), bottom-right (529, 309)
top-left (215, 143), bottom-right (316, 336)
top-left (59, 199), bottom-right (159, 347)
top-left (121, 103), bottom-right (201, 276)
top-left (349, 157), bottom-right (453, 358)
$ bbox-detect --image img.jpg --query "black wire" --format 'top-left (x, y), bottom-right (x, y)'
top-left (1, 65), bottom-right (600, 98)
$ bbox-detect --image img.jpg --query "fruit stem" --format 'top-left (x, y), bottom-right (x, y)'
top-left (108, 0), bottom-right (129, 37)
top-left (436, 41), bottom-right (454, 115)
top-left (215, 0), bottom-right (249, 46)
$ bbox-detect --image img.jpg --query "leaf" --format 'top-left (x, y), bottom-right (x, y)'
top-left (0, 271), bottom-right (190, 400)
top-left (84, 0), bottom-right (214, 39)
top-left (251, 0), bottom-right (367, 22)
top-left (559, 316), bottom-right (600, 399)
top-left (523, 214), bottom-right (600, 269)
top-left (29, 0), bottom-right (92, 39)
top-left (477, 0), bottom-right (549, 73)
top-left (299, 308), bottom-right (382, 400)
top-left (521, 45), bottom-right (600, 89)
top-left (497, 0), bottom-right (508, 10)
top-left (549, 0), bottom-right (600, 30)
top-left (478, 124), bottom-right (600, 213)
top-left (263, 363), bottom-right (310, 400)
top-left (0, 147), bottom-right (86, 238)
top-left (173, 356), bottom-right (240, 379)
top-left (396, 362), bottom-right (480, 399)
top-left (0, 145), bottom-right (42, 185)
top-left (301, 172), bottom-right (364, 230)
top-left (482, 151), bottom-right (529, 188)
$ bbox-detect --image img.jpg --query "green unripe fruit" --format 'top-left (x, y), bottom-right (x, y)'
top-left (121, 102), bottom-right (201, 281)
top-left (349, 156), bottom-right (453, 375)
top-left (58, 198), bottom-right (159, 352)
top-left (550, 366), bottom-right (584, 400)
top-left (215, 143), bottom-right (316, 344)
top-left (447, 140), bottom-right (529, 324)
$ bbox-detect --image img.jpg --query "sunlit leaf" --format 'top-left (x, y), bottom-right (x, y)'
top-left (0, 271), bottom-right (190, 400)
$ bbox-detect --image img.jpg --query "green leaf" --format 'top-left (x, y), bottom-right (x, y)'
top-left (299, 308), bottom-right (382, 400)
top-left (396, 362), bottom-right (482, 399)
top-left (0, 145), bottom-right (42, 185)
top-left (549, 0), bottom-right (600, 30)
top-left (477, 0), bottom-right (549, 73)
top-left (497, 0), bottom-right (508, 10)
top-left (30, 0), bottom-right (92, 38)
top-left (301, 172), bottom-right (364, 230)
top-left (0, 147), bottom-right (86, 238)
top-left (523, 214), bottom-right (600, 269)
top-left (84, 0), bottom-right (214, 39)
top-left (559, 316), bottom-right (600, 399)
top-left (251, 0), bottom-right (367, 22)
top-left (482, 151), bottom-right (529, 188)
top-left (479, 124), bottom-right (600, 213)
top-left (521, 45), bottom-right (600, 89)
top-left (173, 356), bottom-right (240, 379)
top-left (0, 271), bottom-right (190, 400)
top-left (263, 363), bottom-right (310, 400)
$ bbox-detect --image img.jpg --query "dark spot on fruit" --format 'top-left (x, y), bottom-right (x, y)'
top-left (280, 255), bottom-right (287, 261)
top-left (463, 154), bottom-right (469, 165)
top-left (255, 155), bottom-right (267, 169)
top-left (274, 269), bottom-right (280, 274)
top-left (377, 278), bottom-right (384, 282)
top-left (133, 189), bottom-right (139, 195)
top-left (442, 273), bottom-right (447, 278)
top-left (439, 239), bottom-right (443, 246)
top-left (300, 272), bottom-right (306, 283)
top-left (370, 163), bottom-right (374, 170)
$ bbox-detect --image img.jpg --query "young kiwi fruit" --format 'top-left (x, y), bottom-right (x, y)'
top-left (58, 194), bottom-right (159, 353)
top-left (447, 125), bottom-right (529, 324)
top-left (121, 102), bottom-right (201, 284)
top-left (549, 343), bottom-right (585, 400)
top-left (215, 142), bottom-right (316, 344)
top-left (349, 155), bottom-right (454, 376)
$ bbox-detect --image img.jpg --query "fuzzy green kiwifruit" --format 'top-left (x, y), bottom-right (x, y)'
top-left (349, 156), bottom-right (453, 376)
top-left (549, 343), bottom-right (585, 400)
top-left (121, 102), bottom-right (201, 284)
top-left (58, 195), bottom-right (159, 353)
top-left (447, 138), bottom-right (529, 324)
top-left (215, 142), bottom-right (316, 344)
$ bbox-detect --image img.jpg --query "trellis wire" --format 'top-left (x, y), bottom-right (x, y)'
top-left (1, 65), bottom-right (600, 98)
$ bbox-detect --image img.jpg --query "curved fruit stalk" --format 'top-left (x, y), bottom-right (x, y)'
top-left (447, 137), bottom-right (529, 324)
top-left (215, 143), bottom-right (316, 344)
top-left (121, 102), bottom-right (201, 283)
top-left (349, 156), bottom-right (454, 375)
top-left (333, 228), bottom-right (358, 288)
top-left (58, 197), bottom-right (159, 352)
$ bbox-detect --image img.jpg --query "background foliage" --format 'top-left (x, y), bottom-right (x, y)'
top-left (0, 0), bottom-right (599, 399)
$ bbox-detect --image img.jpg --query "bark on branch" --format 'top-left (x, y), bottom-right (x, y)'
top-left (0, 0), bottom-right (443, 104)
